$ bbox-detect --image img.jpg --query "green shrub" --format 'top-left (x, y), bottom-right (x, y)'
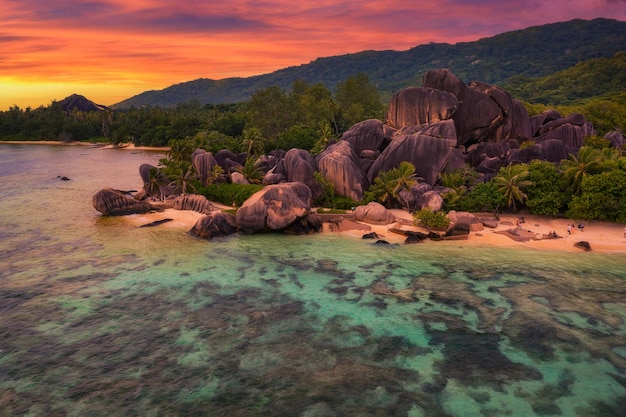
top-left (316, 208), bottom-right (346, 214)
top-left (331, 196), bottom-right (360, 210)
top-left (313, 171), bottom-right (360, 209)
top-left (439, 165), bottom-right (479, 189)
top-left (567, 170), bottom-right (626, 221)
top-left (520, 139), bottom-right (536, 149)
top-left (413, 208), bottom-right (450, 231)
top-left (198, 183), bottom-right (263, 207)
top-left (443, 182), bottom-right (504, 213)
top-left (526, 160), bottom-right (571, 216)
top-left (313, 171), bottom-right (336, 207)
top-left (584, 134), bottom-right (611, 149)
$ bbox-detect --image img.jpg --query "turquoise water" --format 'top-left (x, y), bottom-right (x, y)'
top-left (1, 144), bottom-right (625, 416)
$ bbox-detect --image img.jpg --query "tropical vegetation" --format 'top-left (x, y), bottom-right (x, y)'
top-left (439, 142), bottom-right (626, 222)
top-left (365, 162), bottom-right (417, 208)
top-left (0, 75), bottom-right (380, 149)
top-left (2, 19), bottom-right (626, 224)
top-left (413, 208), bottom-right (450, 231)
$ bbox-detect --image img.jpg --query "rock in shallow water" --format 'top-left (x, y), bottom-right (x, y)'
top-left (93, 187), bottom-right (159, 216)
top-left (189, 212), bottom-right (237, 239)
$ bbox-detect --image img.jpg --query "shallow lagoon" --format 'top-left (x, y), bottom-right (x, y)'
top-left (1, 144), bottom-right (625, 416)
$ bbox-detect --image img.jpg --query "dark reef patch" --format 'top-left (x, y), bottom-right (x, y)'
top-left (429, 328), bottom-right (542, 389)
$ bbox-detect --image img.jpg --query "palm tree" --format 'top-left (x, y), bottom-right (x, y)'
top-left (493, 164), bottom-right (532, 213)
top-left (311, 120), bottom-right (335, 155)
top-left (235, 158), bottom-right (264, 184)
top-left (144, 167), bottom-right (169, 197)
top-left (369, 169), bottom-right (396, 207)
top-left (241, 128), bottom-right (265, 157)
top-left (368, 162), bottom-right (417, 208)
top-left (598, 146), bottom-right (621, 162)
top-left (207, 165), bottom-right (225, 185)
top-left (392, 162), bottom-right (417, 197)
top-left (560, 146), bottom-right (603, 195)
top-left (169, 162), bottom-right (197, 195)
top-left (167, 139), bottom-right (194, 165)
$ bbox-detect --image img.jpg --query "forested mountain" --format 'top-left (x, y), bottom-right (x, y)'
top-left (113, 18), bottom-right (626, 109)
top-left (57, 94), bottom-right (109, 112)
top-left (501, 51), bottom-right (626, 105)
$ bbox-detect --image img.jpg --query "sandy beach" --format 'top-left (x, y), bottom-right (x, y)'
top-left (11, 140), bottom-right (620, 253)
top-left (465, 213), bottom-right (626, 254)
top-left (125, 207), bottom-right (626, 254)
top-left (0, 140), bottom-right (169, 152)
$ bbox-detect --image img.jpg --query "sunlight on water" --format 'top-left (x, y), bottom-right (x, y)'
top-left (1, 144), bottom-right (625, 416)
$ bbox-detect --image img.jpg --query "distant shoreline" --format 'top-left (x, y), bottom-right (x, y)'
top-left (0, 140), bottom-right (169, 152)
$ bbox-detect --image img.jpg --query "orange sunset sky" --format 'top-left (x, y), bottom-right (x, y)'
top-left (2, 0), bottom-right (625, 110)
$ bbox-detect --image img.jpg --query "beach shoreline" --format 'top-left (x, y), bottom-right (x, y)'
top-left (124, 207), bottom-right (626, 254)
top-left (7, 141), bottom-right (623, 253)
top-left (0, 140), bottom-right (169, 152)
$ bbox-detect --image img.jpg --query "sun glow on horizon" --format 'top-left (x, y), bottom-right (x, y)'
top-left (0, 77), bottom-right (165, 109)
top-left (2, 0), bottom-right (625, 111)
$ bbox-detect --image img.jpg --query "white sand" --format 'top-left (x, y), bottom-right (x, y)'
top-left (126, 208), bottom-right (626, 254)
top-left (470, 213), bottom-right (626, 253)
top-left (125, 209), bottom-right (204, 230)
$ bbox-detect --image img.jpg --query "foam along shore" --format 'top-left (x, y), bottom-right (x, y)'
top-left (122, 207), bottom-right (626, 254)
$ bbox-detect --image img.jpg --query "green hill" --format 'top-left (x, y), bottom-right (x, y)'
top-left (113, 18), bottom-right (626, 109)
top-left (501, 51), bottom-right (626, 105)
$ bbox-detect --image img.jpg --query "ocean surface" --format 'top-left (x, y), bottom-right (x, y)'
top-left (1, 143), bottom-right (625, 417)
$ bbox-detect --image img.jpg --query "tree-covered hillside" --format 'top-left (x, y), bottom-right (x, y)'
top-left (502, 51), bottom-right (626, 105)
top-left (113, 18), bottom-right (626, 109)
top-left (497, 52), bottom-right (626, 134)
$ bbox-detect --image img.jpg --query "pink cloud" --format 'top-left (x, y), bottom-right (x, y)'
top-left (1, 0), bottom-right (625, 109)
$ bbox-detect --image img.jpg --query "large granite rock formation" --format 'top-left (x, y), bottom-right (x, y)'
top-left (341, 119), bottom-right (390, 157)
top-left (447, 210), bottom-right (484, 231)
top-left (535, 122), bottom-right (586, 151)
top-left (386, 87), bottom-right (458, 129)
top-left (367, 120), bottom-right (458, 185)
top-left (262, 167), bottom-right (286, 185)
top-left (279, 148), bottom-right (322, 200)
top-left (93, 187), bottom-right (159, 216)
top-left (423, 69), bottom-right (503, 147)
top-left (316, 141), bottom-right (369, 201)
top-left (171, 194), bottom-right (216, 214)
top-left (189, 212), bottom-right (237, 239)
top-left (138, 163), bottom-right (155, 185)
top-left (509, 99), bottom-right (533, 141)
top-left (138, 163), bottom-right (170, 197)
top-left (605, 130), bottom-right (625, 149)
top-left (331, 68), bottom-right (594, 195)
top-left (214, 149), bottom-right (246, 173)
top-left (192, 149), bottom-right (219, 186)
top-left (256, 154), bottom-right (280, 173)
top-left (235, 182), bottom-right (322, 234)
top-left (468, 81), bottom-right (516, 142)
top-left (230, 172), bottom-right (250, 184)
top-left (353, 202), bottom-right (396, 225)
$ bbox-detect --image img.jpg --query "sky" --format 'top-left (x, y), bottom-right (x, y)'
top-left (2, 0), bottom-right (625, 110)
